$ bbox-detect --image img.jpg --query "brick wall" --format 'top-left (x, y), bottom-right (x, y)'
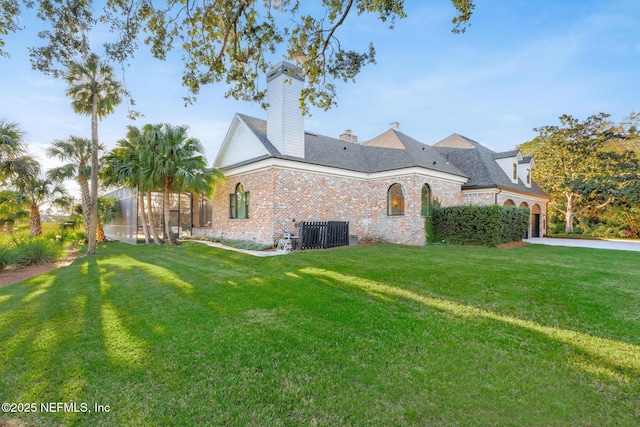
top-left (205, 166), bottom-right (464, 246)
top-left (207, 169), bottom-right (277, 245)
top-left (495, 193), bottom-right (547, 237)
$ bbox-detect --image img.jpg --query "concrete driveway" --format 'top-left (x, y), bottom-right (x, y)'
top-left (524, 237), bottom-right (640, 252)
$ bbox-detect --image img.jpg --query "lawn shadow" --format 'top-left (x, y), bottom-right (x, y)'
top-left (299, 266), bottom-right (640, 383)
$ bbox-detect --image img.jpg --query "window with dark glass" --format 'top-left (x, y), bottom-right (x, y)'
top-left (421, 184), bottom-right (431, 216)
top-left (512, 163), bottom-right (518, 180)
top-left (388, 184), bottom-right (405, 216)
top-left (230, 184), bottom-right (249, 219)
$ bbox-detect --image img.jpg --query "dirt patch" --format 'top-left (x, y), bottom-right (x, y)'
top-left (0, 246), bottom-right (83, 288)
top-left (497, 241), bottom-right (529, 249)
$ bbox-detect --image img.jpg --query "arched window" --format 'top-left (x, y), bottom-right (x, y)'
top-left (388, 184), bottom-right (404, 216)
top-left (230, 183), bottom-right (250, 219)
top-left (421, 184), bottom-right (432, 216)
top-left (503, 199), bottom-right (516, 206)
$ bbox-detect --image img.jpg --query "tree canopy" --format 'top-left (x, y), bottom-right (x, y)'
top-left (2, 0), bottom-right (474, 111)
top-left (519, 113), bottom-right (640, 234)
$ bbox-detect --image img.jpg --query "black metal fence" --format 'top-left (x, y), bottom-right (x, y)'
top-left (299, 221), bottom-right (349, 250)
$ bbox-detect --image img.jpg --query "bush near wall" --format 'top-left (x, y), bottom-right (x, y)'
top-left (432, 205), bottom-right (530, 247)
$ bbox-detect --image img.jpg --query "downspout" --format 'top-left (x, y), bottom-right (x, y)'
top-left (494, 188), bottom-right (502, 205)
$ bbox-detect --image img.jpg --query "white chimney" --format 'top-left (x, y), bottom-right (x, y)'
top-left (267, 61), bottom-right (305, 158)
top-left (389, 121), bottom-right (400, 130)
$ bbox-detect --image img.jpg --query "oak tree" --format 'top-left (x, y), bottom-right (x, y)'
top-left (520, 113), bottom-right (639, 233)
top-left (2, 1), bottom-right (474, 111)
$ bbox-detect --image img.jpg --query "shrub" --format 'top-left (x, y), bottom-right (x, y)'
top-left (432, 205), bottom-right (529, 247)
top-left (0, 246), bottom-right (21, 272)
top-left (13, 237), bottom-right (64, 266)
top-left (182, 236), bottom-right (272, 251)
top-left (550, 222), bottom-right (566, 234)
top-left (44, 229), bottom-right (84, 244)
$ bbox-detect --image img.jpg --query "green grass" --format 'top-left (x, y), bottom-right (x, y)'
top-left (0, 242), bottom-right (639, 426)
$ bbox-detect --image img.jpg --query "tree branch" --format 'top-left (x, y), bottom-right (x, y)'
top-left (321, 0), bottom-right (354, 58)
top-left (576, 196), bottom-right (615, 215)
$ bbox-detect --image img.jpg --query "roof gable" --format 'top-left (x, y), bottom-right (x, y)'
top-left (361, 129), bottom-right (406, 149)
top-left (218, 115), bottom-right (467, 179)
top-left (433, 133), bottom-right (480, 149)
top-left (213, 114), bottom-right (272, 168)
top-left (433, 134), bottom-right (547, 196)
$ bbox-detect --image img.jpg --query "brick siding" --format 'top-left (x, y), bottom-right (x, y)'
top-left (204, 167), bottom-right (463, 246)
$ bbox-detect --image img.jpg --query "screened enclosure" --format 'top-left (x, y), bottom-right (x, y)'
top-left (104, 188), bottom-right (208, 244)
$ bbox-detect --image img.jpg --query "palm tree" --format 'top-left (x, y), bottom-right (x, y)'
top-left (14, 163), bottom-right (69, 236)
top-left (142, 124), bottom-right (222, 246)
top-left (64, 53), bottom-right (122, 255)
top-left (96, 196), bottom-right (120, 243)
top-left (0, 190), bottom-right (28, 235)
top-left (47, 136), bottom-right (102, 235)
top-left (103, 126), bottom-right (163, 245)
top-left (0, 119), bottom-right (37, 184)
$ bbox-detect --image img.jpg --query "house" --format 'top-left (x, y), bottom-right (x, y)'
top-left (191, 61), bottom-right (549, 246)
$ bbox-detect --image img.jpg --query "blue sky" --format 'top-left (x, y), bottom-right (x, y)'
top-left (1, 0), bottom-right (639, 189)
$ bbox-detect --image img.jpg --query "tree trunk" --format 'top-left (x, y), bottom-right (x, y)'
top-left (97, 224), bottom-right (106, 242)
top-left (138, 188), bottom-right (150, 244)
top-left (565, 193), bottom-right (575, 233)
top-left (164, 179), bottom-right (179, 246)
top-left (78, 176), bottom-right (91, 236)
top-left (30, 204), bottom-right (42, 236)
top-left (87, 95), bottom-right (99, 255)
top-left (147, 192), bottom-right (163, 245)
top-left (7, 220), bottom-right (14, 235)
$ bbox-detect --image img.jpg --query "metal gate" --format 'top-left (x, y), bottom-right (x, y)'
top-left (299, 221), bottom-right (349, 250)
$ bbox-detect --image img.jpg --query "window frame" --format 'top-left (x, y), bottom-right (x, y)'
top-left (229, 183), bottom-right (250, 219)
top-left (387, 183), bottom-right (405, 216)
top-left (421, 183), bottom-right (432, 217)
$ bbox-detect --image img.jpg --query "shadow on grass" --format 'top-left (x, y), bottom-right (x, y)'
top-left (299, 267), bottom-right (640, 382)
top-left (2, 242), bottom-right (639, 425)
top-left (0, 254), bottom-right (169, 425)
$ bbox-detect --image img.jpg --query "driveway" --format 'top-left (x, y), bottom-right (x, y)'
top-left (524, 237), bottom-right (640, 252)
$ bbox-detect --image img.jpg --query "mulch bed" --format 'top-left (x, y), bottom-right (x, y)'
top-left (0, 246), bottom-right (83, 288)
top-left (497, 241), bottom-right (529, 249)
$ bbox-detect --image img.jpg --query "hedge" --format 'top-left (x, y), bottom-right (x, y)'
top-left (431, 205), bottom-right (530, 246)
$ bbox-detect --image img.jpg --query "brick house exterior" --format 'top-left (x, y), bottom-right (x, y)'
top-left (194, 62), bottom-right (548, 246)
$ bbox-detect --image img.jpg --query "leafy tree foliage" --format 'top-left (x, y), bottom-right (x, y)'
top-left (2, 1), bottom-right (474, 111)
top-left (519, 113), bottom-right (639, 234)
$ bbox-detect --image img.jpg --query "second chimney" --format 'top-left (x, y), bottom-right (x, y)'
top-left (339, 129), bottom-right (358, 143)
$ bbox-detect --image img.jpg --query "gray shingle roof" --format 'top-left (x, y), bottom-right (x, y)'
top-left (229, 116), bottom-right (546, 198)
top-left (433, 133), bottom-right (547, 196)
top-left (235, 114), bottom-right (467, 177)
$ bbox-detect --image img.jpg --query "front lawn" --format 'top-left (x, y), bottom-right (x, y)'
top-left (1, 242), bottom-right (639, 426)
